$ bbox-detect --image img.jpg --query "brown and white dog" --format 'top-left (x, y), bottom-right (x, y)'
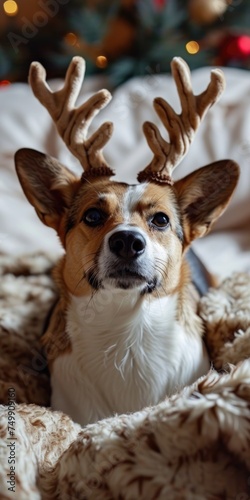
top-left (15, 57), bottom-right (239, 425)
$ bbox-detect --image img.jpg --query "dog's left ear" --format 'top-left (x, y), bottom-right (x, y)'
top-left (174, 159), bottom-right (240, 244)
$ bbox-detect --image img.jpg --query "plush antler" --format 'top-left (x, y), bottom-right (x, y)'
top-left (138, 57), bottom-right (225, 185)
top-left (29, 56), bottom-right (114, 179)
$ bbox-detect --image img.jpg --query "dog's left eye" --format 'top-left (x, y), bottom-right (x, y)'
top-left (82, 208), bottom-right (106, 227)
top-left (150, 212), bottom-right (170, 229)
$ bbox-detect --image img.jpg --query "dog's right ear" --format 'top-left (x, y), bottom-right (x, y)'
top-left (15, 148), bottom-right (80, 232)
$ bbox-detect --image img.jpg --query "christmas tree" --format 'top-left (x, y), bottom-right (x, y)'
top-left (0, 0), bottom-right (249, 86)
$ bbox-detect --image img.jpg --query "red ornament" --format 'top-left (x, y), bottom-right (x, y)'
top-left (219, 34), bottom-right (250, 65)
top-left (237, 36), bottom-right (250, 56)
top-left (0, 80), bottom-right (11, 87)
top-left (154, 0), bottom-right (166, 11)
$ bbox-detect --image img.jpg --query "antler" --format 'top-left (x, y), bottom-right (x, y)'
top-left (29, 56), bottom-right (114, 179)
top-left (138, 57), bottom-right (225, 185)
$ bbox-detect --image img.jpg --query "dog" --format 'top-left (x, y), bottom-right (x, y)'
top-left (15, 56), bottom-right (239, 425)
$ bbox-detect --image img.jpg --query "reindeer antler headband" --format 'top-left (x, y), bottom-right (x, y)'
top-left (29, 56), bottom-right (225, 185)
top-left (29, 57), bottom-right (114, 180)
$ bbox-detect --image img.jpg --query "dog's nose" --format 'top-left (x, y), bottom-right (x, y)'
top-left (109, 230), bottom-right (146, 259)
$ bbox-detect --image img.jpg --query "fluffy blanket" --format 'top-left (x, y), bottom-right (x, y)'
top-left (0, 253), bottom-right (250, 499)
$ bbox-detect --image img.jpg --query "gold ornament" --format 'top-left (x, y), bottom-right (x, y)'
top-left (188, 0), bottom-right (229, 25)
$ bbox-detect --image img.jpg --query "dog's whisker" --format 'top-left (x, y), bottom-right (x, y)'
top-left (74, 252), bottom-right (98, 276)
top-left (155, 264), bottom-right (167, 280)
top-left (155, 257), bottom-right (168, 268)
top-left (73, 262), bottom-right (97, 293)
top-left (159, 281), bottom-right (169, 296)
top-left (156, 266), bottom-right (167, 277)
top-left (73, 252), bottom-right (99, 283)
top-left (85, 289), bottom-right (98, 309)
top-left (73, 274), bottom-right (85, 293)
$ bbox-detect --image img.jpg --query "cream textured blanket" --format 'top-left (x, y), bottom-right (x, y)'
top-left (0, 253), bottom-right (250, 499)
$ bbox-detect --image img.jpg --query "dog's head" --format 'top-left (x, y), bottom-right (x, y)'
top-left (15, 57), bottom-right (239, 296)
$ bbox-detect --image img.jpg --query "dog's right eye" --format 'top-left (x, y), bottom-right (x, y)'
top-left (82, 208), bottom-right (106, 227)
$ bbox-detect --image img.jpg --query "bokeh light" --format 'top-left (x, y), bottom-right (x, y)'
top-left (186, 41), bottom-right (200, 55)
top-left (3, 0), bottom-right (18, 16)
top-left (96, 55), bottom-right (108, 68)
top-left (64, 32), bottom-right (78, 47)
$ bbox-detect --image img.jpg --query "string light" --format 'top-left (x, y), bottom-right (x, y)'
top-left (3, 0), bottom-right (18, 16)
top-left (186, 41), bottom-right (200, 55)
top-left (96, 55), bottom-right (108, 69)
top-left (64, 32), bottom-right (78, 47)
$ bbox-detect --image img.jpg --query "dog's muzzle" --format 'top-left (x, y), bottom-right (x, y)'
top-left (88, 228), bottom-right (160, 293)
top-left (105, 229), bottom-right (157, 291)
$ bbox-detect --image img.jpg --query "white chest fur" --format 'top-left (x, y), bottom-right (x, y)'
top-left (51, 290), bottom-right (209, 425)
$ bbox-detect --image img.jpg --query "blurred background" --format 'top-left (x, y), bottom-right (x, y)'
top-left (0, 0), bottom-right (250, 88)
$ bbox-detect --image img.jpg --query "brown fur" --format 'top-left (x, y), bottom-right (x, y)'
top-left (41, 258), bottom-right (72, 368)
top-left (62, 181), bottom-right (184, 297)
